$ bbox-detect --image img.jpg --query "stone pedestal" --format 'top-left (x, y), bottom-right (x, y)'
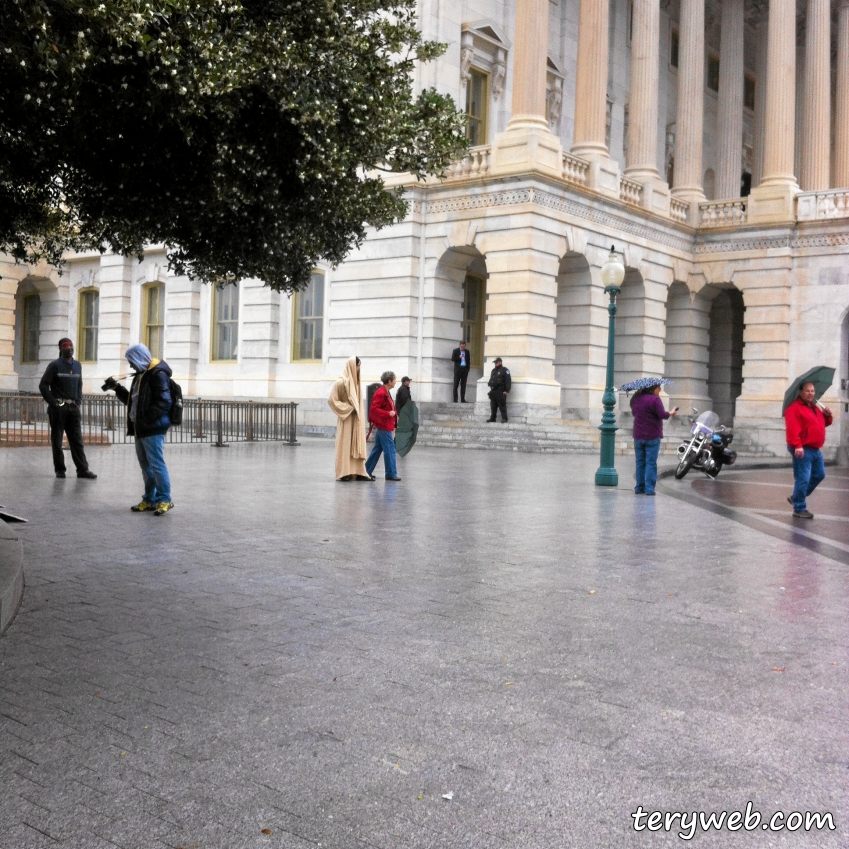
top-left (747, 183), bottom-right (799, 223)
top-left (490, 120), bottom-right (564, 180)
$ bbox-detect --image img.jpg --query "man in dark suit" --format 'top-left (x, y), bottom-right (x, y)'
top-left (451, 341), bottom-right (471, 403)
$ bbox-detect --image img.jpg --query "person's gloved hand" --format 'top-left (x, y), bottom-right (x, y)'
top-left (102, 376), bottom-right (118, 391)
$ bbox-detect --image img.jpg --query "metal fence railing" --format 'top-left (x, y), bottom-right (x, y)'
top-left (0, 392), bottom-right (298, 447)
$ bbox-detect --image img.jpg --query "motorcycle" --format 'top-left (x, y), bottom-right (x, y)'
top-left (674, 409), bottom-right (737, 479)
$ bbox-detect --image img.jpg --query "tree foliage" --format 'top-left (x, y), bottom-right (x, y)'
top-left (1, 0), bottom-right (467, 291)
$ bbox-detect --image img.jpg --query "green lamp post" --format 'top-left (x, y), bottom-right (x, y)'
top-left (595, 245), bottom-right (626, 487)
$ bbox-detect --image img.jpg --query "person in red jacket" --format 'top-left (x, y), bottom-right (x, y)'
top-left (785, 381), bottom-right (833, 518)
top-left (366, 371), bottom-right (401, 481)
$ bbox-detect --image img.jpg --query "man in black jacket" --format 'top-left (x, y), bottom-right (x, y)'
top-left (451, 341), bottom-right (471, 403)
top-left (103, 343), bottom-right (174, 516)
top-left (486, 358), bottom-right (511, 423)
top-left (395, 377), bottom-right (412, 412)
top-left (39, 338), bottom-right (97, 479)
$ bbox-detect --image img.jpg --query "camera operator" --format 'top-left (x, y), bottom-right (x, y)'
top-left (103, 344), bottom-right (174, 516)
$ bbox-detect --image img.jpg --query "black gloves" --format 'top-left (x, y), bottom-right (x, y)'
top-left (102, 376), bottom-right (118, 391)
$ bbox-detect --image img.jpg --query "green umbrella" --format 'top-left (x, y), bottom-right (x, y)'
top-left (394, 400), bottom-right (419, 458)
top-left (782, 365), bottom-right (835, 413)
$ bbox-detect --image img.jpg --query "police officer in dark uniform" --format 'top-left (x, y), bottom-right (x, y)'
top-left (39, 338), bottom-right (97, 479)
top-left (486, 357), bottom-right (511, 423)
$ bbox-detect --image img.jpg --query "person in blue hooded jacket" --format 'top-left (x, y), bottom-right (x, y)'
top-left (103, 344), bottom-right (174, 516)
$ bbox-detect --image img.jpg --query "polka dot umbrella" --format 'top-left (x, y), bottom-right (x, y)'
top-left (618, 377), bottom-right (673, 394)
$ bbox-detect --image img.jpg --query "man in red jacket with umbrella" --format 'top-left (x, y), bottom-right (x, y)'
top-left (785, 381), bottom-right (833, 519)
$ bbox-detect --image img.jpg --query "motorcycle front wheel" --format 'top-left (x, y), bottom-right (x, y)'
top-left (675, 450), bottom-right (696, 479)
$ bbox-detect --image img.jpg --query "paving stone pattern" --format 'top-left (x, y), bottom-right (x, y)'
top-left (1, 440), bottom-right (847, 849)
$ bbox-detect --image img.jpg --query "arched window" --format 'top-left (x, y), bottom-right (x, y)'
top-left (78, 288), bottom-right (99, 363)
top-left (212, 283), bottom-right (239, 361)
top-left (21, 293), bottom-right (41, 364)
top-left (143, 284), bottom-right (165, 360)
top-left (292, 271), bottom-right (325, 361)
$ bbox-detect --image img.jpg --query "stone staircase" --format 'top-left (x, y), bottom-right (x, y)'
top-left (416, 402), bottom-right (680, 455)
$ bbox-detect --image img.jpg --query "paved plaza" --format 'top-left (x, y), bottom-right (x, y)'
top-left (1, 439), bottom-right (847, 849)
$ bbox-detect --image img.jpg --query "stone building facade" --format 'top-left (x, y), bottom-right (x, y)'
top-left (2, 0), bottom-right (848, 456)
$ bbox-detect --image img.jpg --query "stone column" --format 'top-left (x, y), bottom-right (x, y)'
top-left (569, 0), bottom-right (621, 196)
top-left (672, 0), bottom-right (706, 214)
top-left (232, 279), bottom-right (280, 399)
top-left (572, 0), bottom-right (610, 158)
top-left (747, 0), bottom-right (800, 222)
top-left (474, 224), bottom-right (563, 415)
top-left (491, 0), bottom-right (563, 178)
top-left (731, 268), bottom-right (792, 454)
top-left (752, 17), bottom-right (768, 186)
top-left (625, 0), bottom-right (670, 213)
top-left (800, 0), bottom-right (831, 190)
top-left (0, 258), bottom-right (26, 390)
top-left (834, 0), bottom-right (849, 187)
top-left (717, 0), bottom-right (745, 199)
top-left (97, 254), bottom-right (134, 389)
top-left (165, 275), bottom-right (201, 397)
top-left (510, 0), bottom-right (549, 125)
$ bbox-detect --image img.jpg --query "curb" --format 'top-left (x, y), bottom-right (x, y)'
top-left (0, 527), bottom-right (24, 636)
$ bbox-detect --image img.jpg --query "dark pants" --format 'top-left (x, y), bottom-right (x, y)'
top-left (488, 392), bottom-right (508, 422)
top-left (48, 405), bottom-right (90, 474)
top-left (453, 369), bottom-right (470, 402)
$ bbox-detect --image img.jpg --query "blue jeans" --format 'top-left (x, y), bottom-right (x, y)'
top-left (366, 428), bottom-right (398, 478)
top-left (634, 438), bottom-right (662, 495)
top-left (135, 433), bottom-right (172, 504)
top-left (789, 445), bottom-right (825, 511)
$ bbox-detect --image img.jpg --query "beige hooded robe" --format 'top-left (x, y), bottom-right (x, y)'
top-left (328, 357), bottom-right (369, 479)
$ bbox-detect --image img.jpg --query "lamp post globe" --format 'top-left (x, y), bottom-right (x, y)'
top-left (595, 246), bottom-right (626, 487)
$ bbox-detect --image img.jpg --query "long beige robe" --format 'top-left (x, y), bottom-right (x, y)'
top-left (328, 357), bottom-right (369, 479)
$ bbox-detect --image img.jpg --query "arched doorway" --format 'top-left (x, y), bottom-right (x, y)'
top-left (432, 247), bottom-right (487, 403)
top-left (707, 288), bottom-right (745, 423)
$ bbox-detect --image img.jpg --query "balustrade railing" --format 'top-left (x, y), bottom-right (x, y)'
top-left (698, 198), bottom-right (747, 227)
top-left (797, 188), bottom-right (849, 221)
top-left (619, 176), bottom-right (643, 206)
top-left (445, 146), bottom-right (491, 181)
top-left (0, 393), bottom-right (298, 447)
top-left (562, 152), bottom-right (589, 186)
top-left (669, 197), bottom-right (690, 224)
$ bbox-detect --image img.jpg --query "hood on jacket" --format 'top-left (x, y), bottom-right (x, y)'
top-left (125, 344), bottom-right (153, 372)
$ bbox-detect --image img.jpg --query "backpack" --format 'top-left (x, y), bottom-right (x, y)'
top-left (168, 378), bottom-right (184, 426)
top-left (366, 383), bottom-right (380, 423)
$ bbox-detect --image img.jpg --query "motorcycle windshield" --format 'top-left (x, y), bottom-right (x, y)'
top-left (696, 410), bottom-right (720, 429)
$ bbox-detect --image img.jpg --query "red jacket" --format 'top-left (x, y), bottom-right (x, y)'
top-left (784, 397), bottom-right (832, 449)
top-left (369, 384), bottom-right (396, 431)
